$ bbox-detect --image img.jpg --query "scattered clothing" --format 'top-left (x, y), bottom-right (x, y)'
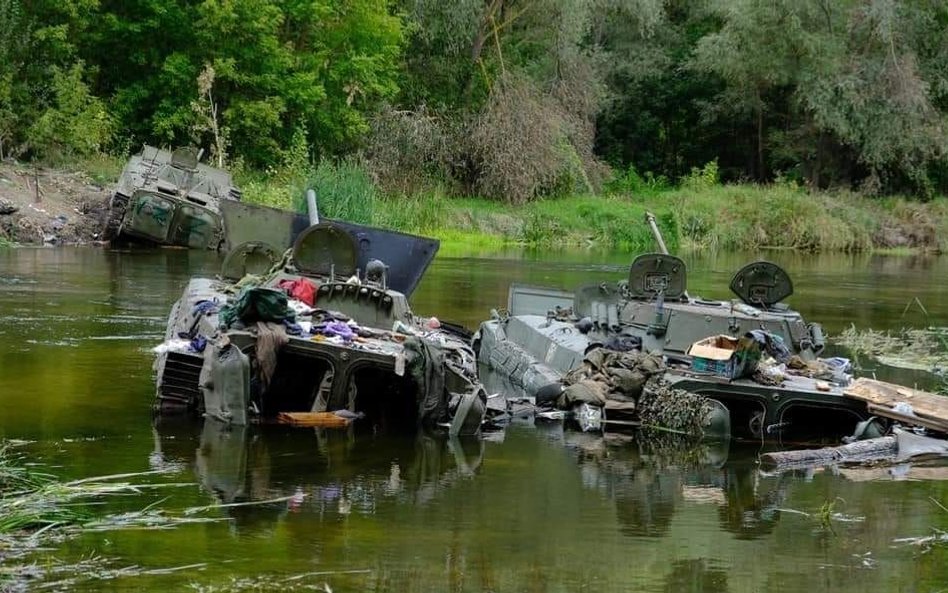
top-left (313, 320), bottom-right (355, 341)
top-left (746, 330), bottom-right (791, 363)
top-left (219, 287), bottom-right (295, 328)
top-left (254, 321), bottom-right (289, 393)
top-left (283, 319), bottom-right (304, 336)
top-left (191, 299), bottom-right (219, 316)
top-left (278, 278), bottom-right (317, 306)
top-left (189, 335), bottom-right (208, 353)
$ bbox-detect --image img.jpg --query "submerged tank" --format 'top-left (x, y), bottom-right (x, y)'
top-left (152, 192), bottom-right (486, 435)
top-left (104, 145), bottom-right (242, 249)
top-left (477, 213), bottom-right (877, 442)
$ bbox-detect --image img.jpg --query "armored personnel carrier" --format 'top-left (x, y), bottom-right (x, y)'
top-left (153, 195), bottom-right (486, 435)
top-left (104, 146), bottom-right (242, 249)
top-left (477, 213), bottom-right (878, 442)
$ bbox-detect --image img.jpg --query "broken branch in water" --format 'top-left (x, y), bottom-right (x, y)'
top-left (283, 569), bottom-right (372, 581)
top-left (182, 494), bottom-right (302, 516)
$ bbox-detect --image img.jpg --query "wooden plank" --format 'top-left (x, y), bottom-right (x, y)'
top-left (844, 378), bottom-right (948, 425)
top-left (866, 404), bottom-right (948, 434)
top-left (277, 412), bottom-right (352, 428)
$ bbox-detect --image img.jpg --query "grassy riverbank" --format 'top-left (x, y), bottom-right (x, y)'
top-left (6, 155), bottom-right (945, 253)
top-left (236, 160), bottom-right (948, 254)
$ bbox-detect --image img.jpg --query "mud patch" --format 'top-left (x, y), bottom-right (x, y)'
top-left (0, 162), bottom-right (110, 245)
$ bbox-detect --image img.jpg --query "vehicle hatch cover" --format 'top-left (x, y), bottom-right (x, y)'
top-left (627, 253), bottom-right (687, 299)
top-left (292, 223), bottom-right (359, 277)
top-left (170, 147), bottom-right (199, 171)
top-left (220, 241), bottom-right (281, 281)
top-left (729, 261), bottom-right (793, 307)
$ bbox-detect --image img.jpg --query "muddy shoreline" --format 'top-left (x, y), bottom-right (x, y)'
top-left (0, 161), bottom-right (110, 245)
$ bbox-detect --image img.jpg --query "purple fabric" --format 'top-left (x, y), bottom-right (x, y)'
top-left (314, 320), bottom-right (355, 341)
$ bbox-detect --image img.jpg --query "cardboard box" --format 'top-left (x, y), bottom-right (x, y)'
top-left (688, 335), bottom-right (760, 379)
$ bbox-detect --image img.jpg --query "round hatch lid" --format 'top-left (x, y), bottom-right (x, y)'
top-left (729, 261), bottom-right (793, 307)
top-left (171, 146), bottom-right (200, 171)
top-left (292, 223), bottom-right (358, 277)
top-left (627, 253), bottom-right (687, 299)
top-left (220, 241), bottom-right (281, 280)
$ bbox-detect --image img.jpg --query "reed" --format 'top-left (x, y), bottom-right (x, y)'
top-left (234, 158), bottom-right (948, 253)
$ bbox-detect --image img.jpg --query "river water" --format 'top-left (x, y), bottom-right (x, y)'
top-left (1, 247), bottom-right (947, 592)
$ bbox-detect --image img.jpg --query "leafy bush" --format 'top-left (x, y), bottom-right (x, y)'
top-left (27, 63), bottom-right (112, 160)
top-left (361, 105), bottom-right (459, 193)
top-left (470, 74), bottom-right (601, 204)
top-left (681, 160), bottom-right (720, 191)
top-left (604, 165), bottom-right (672, 197)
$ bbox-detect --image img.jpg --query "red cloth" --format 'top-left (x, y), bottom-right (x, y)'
top-left (278, 278), bottom-right (317, 306)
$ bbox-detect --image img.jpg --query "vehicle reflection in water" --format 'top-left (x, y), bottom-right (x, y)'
top-left (546, 422), bottom-right (791, 542)
top-left (152, 418), bottom-right (484, 530)
top-left (482, 357), bottom-right (794, 543)
top-left (662, 558), bottom-right (729, 593)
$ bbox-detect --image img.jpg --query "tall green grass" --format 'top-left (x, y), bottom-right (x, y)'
top-left (295, 161), bottom-right (377, 224)
top-left (235, 158), bottom-right (948, 253)
top-left (667, 184), bottom-right (948, 252)
top-left (524, 195), bottom-right (678, 250)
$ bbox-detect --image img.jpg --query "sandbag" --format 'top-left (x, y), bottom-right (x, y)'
top-left (607, 367), bottom-right (648, 397)
top-left (558, 380), bottom-right (608, 408)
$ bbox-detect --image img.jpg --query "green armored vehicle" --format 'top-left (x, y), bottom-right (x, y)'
top-left (104, 146), bottom-right (242, 249)
top-left (477, 213), bottom-right (879, 442)
top-left (153, 195), bottom-right (486, 436)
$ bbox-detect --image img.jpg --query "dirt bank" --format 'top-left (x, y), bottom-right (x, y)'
top-left (0, 161), bottom-right (111, 245)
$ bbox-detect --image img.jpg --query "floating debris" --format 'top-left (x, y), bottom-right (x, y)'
top-left (0, 443), bottom-right (238, 591)
top-left (837, 324), bottom-right (948, 374)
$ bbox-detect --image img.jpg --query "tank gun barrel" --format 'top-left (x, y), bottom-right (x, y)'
top-left (644, 211), bottom-right (669, 255)
top-left (306, 189), bottom-right (320, 226)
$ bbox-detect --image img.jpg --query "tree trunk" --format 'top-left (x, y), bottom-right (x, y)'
top-left (756, 88), bottom-right (764, 180)
top-left (463, 0), bottom-right (504, 99)
top-left (760, 436), bottom-right (897, 470)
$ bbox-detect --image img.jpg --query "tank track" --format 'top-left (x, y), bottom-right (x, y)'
top-left (102, 192), bottom-right (129, 241)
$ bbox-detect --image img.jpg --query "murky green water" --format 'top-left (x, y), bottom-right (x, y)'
top-left (2, 247), bottom-right (948, 592)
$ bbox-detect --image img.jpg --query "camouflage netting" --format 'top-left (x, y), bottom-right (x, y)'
top-left (637, 377), bottom-right (714, 438)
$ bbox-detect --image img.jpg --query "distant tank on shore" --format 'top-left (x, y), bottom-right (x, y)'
top-left (103, 145), bottom-right (242, 249)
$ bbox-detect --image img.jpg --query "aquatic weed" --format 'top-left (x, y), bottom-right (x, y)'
top-left (837, 299), bottom-right (948, 375)
top-left (0, 443), bottom-right (237, 590)
top-left (817, 497), bottom-right (846, 536)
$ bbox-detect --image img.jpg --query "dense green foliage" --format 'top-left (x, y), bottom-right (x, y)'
top-left (3, 0), bottom-right (947, 198)
top-left (1, 0), bottom-right (402, 166)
